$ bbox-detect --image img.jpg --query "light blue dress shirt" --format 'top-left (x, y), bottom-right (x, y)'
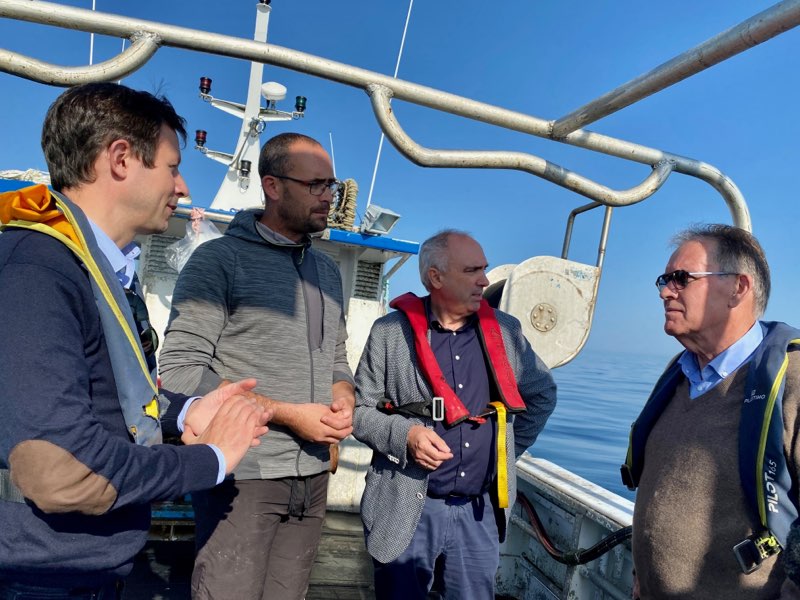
top-left (87, 219), bottom-right (226, 481)
top-left (678, 321), bottom-right (764, 399)
top-left (87, 220), bottom-right (136, 288)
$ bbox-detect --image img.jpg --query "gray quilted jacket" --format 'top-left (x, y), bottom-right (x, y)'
top-left (352, 306), bottom-right (557, 563)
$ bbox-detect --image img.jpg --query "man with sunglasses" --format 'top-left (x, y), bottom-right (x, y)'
top-left (159, 132), bottom-right (355, 600)
top-left (623, 224), bottom-right (800, 599)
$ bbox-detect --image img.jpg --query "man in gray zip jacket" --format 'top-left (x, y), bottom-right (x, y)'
top-left (159, 132), bottom-right (355, 600)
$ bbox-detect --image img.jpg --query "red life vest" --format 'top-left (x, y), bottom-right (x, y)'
top-left (389, 292), bottom-right (527, 427)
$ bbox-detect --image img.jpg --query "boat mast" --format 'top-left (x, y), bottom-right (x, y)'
top-left (201, 0), bottom-right (304, 211)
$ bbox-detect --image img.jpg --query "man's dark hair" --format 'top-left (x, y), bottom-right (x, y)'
top-left (257, 132), bottom-right (322, 180)
top-left (41, 82), bottom-right (187, 191)
top-left (672, 223), bottom-right (771, 316)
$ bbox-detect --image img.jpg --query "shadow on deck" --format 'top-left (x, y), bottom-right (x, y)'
top-left (126, 512), bottom-right (375, 599)
top-left (127, 511), bottom-right (519, 599)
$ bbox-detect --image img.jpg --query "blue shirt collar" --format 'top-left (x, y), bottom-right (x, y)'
top-left (678, 320), bottom-right (764, 398)
top-left (87, 219), bottom-right (139, 289)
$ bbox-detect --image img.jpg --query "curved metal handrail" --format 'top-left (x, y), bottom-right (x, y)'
top-left (551, 0), bottom-right (800, 137)
top-left (0, 32), bottom-right (159, 86)
top-left (367, 85), bottom-right (675, 208)
top-left (0, 0), bottom-right (760, 229)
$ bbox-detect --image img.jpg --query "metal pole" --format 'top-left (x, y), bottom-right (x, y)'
top-left (368, 84), bottom-right (676, 207)
top-left (366, 0), bottom-right (414, 211)
top-left (88, 0), bottom-right (96, 65)
top-left (329, 132), bottom-right (337, 177)
top-left (551, 0), bottom-right (800, 137)
top-left (0, 0), bottom-right (754, 228)
top-left (0, 33), bottom-right (159, 86)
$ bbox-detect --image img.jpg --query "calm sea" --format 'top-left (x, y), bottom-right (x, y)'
top-left (530, 349), bottom-right (673, 501)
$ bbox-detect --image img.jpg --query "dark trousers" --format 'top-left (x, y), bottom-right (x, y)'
top-left (373, 490), bottom-right (500, 600)
top-left (191, 473), bottom-right (329, 600)
top-left (0, 581), bottom-right (122, 600)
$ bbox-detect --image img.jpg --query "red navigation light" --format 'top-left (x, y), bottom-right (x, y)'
top-left (199, 77), bottom-right (212, 95)
top-left (195, 130), bottom-right (207, 147)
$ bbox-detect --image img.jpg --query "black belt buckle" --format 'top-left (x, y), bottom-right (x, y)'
top-left (733, 532), bottom-right (781, 574)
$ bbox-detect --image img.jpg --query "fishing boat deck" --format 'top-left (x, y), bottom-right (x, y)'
top-left (128, 512), bottom-right (375, 599)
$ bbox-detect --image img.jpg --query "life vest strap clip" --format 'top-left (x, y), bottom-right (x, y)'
top-left (432, 396), bottom-right (444, 422)
top-left (619, 464), bottom-right (635, 491)
top-left (733, 531), bottom-right (782, 574)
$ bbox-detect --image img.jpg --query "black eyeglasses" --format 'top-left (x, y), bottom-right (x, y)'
top-left (655, 269), bottom-right (737, 292)
top-left (269, 174), bottom-right (340, 196)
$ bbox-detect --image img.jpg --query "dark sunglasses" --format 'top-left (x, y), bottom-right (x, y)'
top-left (655, 269), bottom-right (737, 292)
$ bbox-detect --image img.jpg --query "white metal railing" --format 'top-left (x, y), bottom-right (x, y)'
top-left (551, 1), bottom-right (800, 137)
top-left (3, 0), bottom-right (797, 228)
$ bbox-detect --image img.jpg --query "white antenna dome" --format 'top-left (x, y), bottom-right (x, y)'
top-left (261, 81), bottom-right (286, 102)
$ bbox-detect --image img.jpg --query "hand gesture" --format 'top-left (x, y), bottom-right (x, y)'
top-left (189, 394), bottom-right (270, 475)
top-left (183, 379), bottom-right (258, 438)
top-left (407, 425), bottom-right (453, 470)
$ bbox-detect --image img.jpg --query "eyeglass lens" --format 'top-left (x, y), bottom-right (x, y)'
top-left (310, 180), bottom-right (338, 195)
top-left (656, 270), bottom-right (690, 290)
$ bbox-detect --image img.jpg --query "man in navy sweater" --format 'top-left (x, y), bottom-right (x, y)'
top-left (0, 83), bottom-right (270, 599)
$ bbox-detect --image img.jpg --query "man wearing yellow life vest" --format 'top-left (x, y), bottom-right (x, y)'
top-left (352, 229), bottom-right (557, 599)
top-left (0, 83), bottom-right (270, 598)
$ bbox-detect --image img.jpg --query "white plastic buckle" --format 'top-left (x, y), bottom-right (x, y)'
top-left (432, 396), bottom-right (445, 422)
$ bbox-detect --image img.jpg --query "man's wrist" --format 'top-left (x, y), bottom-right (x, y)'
top-left (177, 396), bottom-right (202, 433)
top-left (208, 444), bottom-right (226, 483)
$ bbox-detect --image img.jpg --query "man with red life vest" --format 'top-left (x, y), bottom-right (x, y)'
top-left (352, 229), bottom-right (557, 599)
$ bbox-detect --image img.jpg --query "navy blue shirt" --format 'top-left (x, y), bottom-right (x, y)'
top-left (425, 303), bottom-right (496, 497)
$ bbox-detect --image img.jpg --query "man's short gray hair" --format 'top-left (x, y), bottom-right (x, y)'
top-left (671, 224), bottom-right (771, 316)
top-left (418, 229), bottom-right (472, 291)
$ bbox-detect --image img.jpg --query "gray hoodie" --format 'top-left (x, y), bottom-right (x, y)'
top-left (159, 209), bottom-right (353, 479)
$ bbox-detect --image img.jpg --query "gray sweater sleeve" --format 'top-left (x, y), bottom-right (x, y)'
top-left (333, 312), bottom-right (354, 386)
top-left (158, 241), bottom-right (231, 396)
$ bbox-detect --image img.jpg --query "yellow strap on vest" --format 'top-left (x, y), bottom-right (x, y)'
top-left (8, 217), bottom-right (155, 390)
top-left (9, 218), bottom-right (160, 425)
top-left (1, 185), bottom-right (158, 427)
top-left (490, 401), bottom-right (509, 508)
top-left (5, 201), bottom-right (159, 401)
top-left (755, 339), bottom-right (800, 526)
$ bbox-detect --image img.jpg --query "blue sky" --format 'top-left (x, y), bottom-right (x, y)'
top-left (1, 0), bottom-right (799, 363)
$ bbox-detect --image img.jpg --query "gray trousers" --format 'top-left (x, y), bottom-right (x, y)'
top-left (190, 473), bottom-right (329, 600)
